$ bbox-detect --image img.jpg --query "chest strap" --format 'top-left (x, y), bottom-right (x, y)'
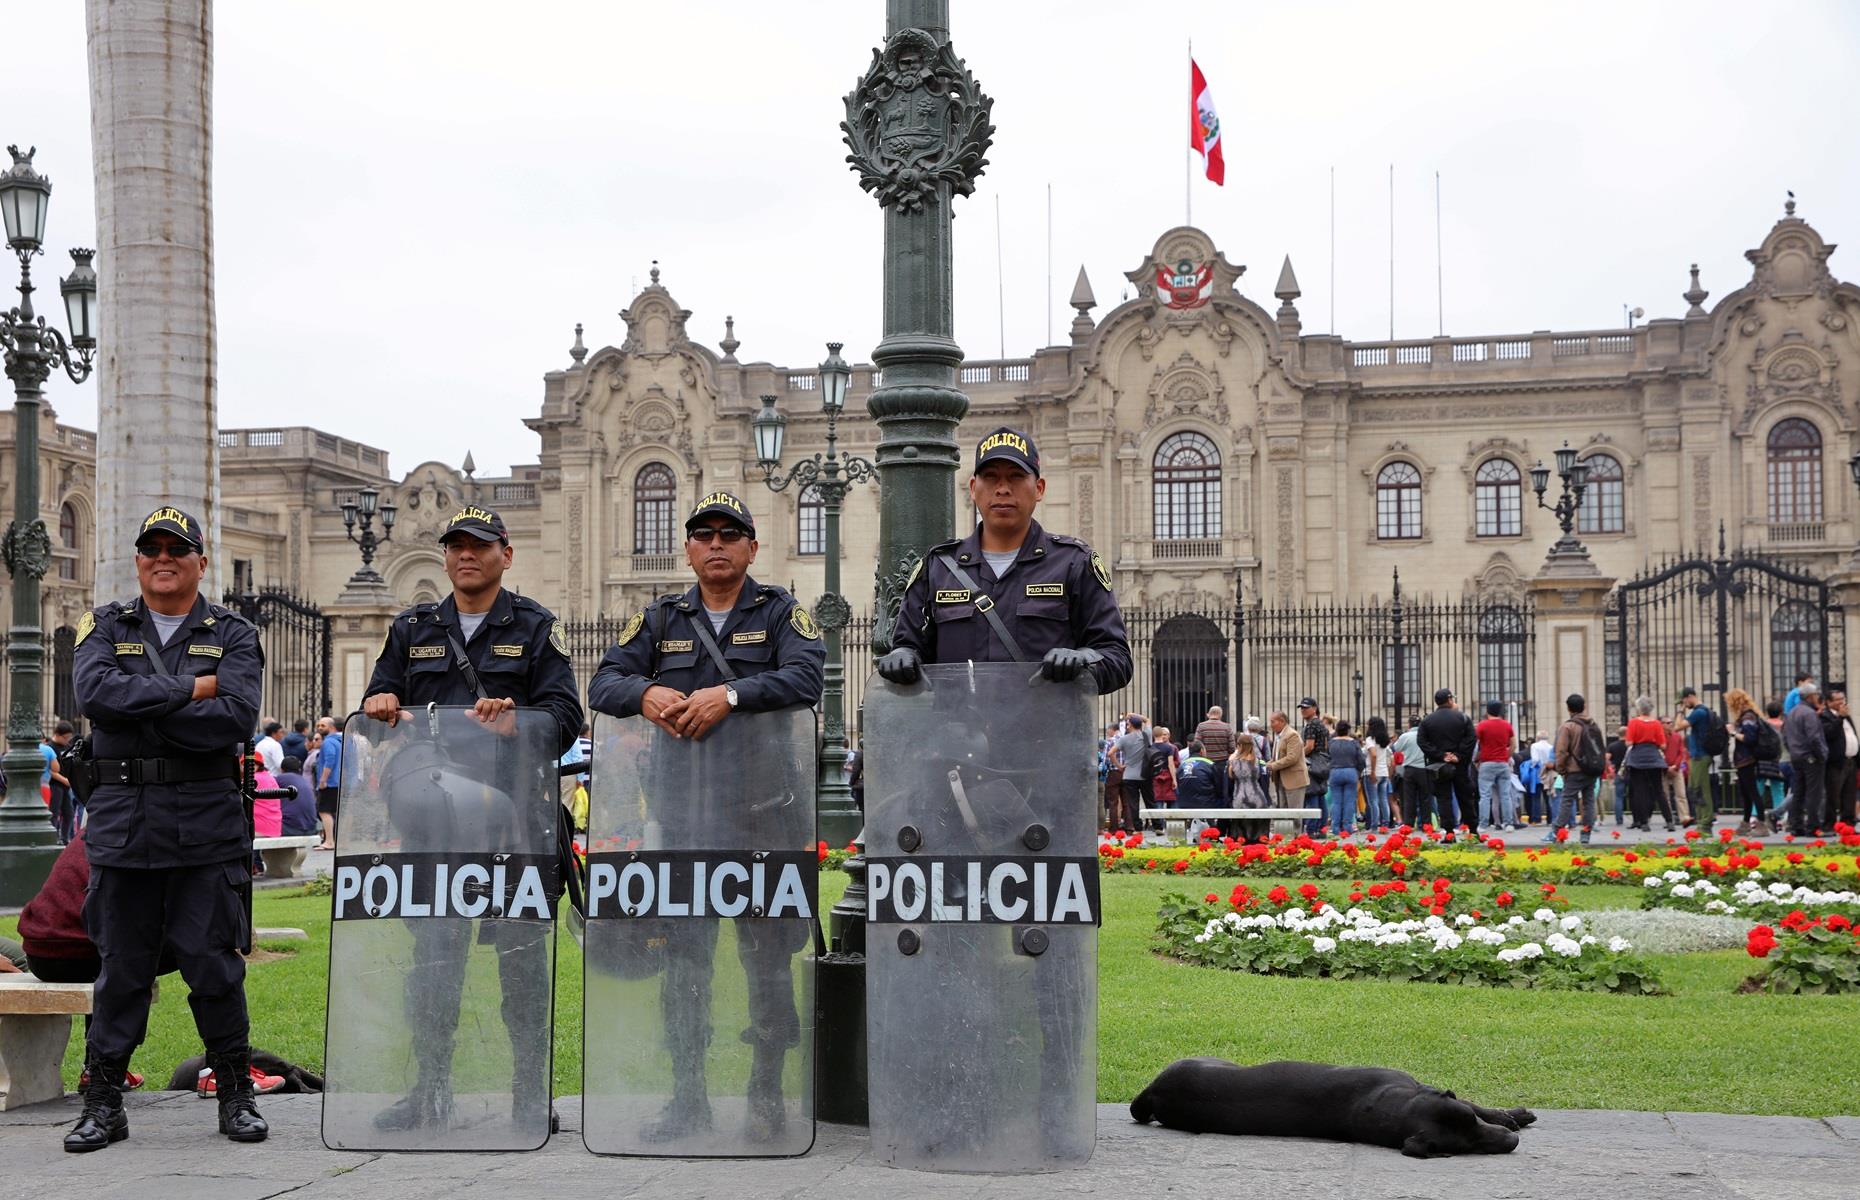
top-left (686, 611), bottom-right (738, 682)
top-left (935, 553), bottom-right (1028, 663)
top-left (445, 628), bottom-right (492, 701)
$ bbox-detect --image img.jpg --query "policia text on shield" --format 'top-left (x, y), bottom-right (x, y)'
top-left (64, 508), bottom-right (270, 1152)
top-left (323, 505), bottom-right (583, 1151)
top-left (583, 491), bottom-right (824, 1155)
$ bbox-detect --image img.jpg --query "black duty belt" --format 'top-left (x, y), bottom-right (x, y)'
top-left (92, 757), bottom-right (242, 786)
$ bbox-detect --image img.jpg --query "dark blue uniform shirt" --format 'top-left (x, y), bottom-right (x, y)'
top-left (364, 588), bottom-right (583, 753)
top-left (890, 519), bottom-right (1132, 695)
top-left (73, 595), bottom-right (263, 870)
top-left (587, 575), bottom-right (825, 717)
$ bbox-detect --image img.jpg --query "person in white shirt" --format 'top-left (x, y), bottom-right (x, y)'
top-left (254, 721), bottom-right (284, 775)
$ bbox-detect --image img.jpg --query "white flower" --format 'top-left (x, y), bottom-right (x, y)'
top-left (1533, 908), bottom-right (1557, 922)
top-left (1670, 884), bottom-right (1695, 899)
top-left (1423, 915), bottom-right (1446, 929)
top-left (1309, 936), bottom-right (1337, 954)
top-left (1560, 915), bottom-right (1584, 932)
top-left (1768, 882), bottom-right (1792, 897)
top-left (1607, 936), bottom-right (1632, 952)
top-left (1703, 899), bottom-right (1734, 914)
top-left (1579, 934), bottom-right (1598, 946)
top-left (1697, 880), bottom-right (1722, 896)
top-left (1546, 934), bottom-right (1583, 957)
top-left (1455, 914), bottom-right (1475, 927)
top-left (1508, 915), bottom-right (1526, 926)
top-left (1496, 941), bottom-right (1545, 963)
top-left (1644, 877), bottom-right (1665, 889)
top-left (1194, 932), bottom-right (1212, 943)
top-left (1375, 931), bottom-right (1413, 946)
top-left (1663, 870), bottom-right (1691, 883)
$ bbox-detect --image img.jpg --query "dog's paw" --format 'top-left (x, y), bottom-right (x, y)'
top-left (1509, 1107), bottom-right (1537, 1128)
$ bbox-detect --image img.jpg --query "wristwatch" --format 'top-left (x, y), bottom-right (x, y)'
top-left (725, 684), bottom-right (740, 709)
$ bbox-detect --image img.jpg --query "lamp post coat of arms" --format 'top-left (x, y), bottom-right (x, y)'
top-left (842, 27), bottom-right (994, 214)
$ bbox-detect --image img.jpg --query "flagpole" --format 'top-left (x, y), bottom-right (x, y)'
top-left (1435, 170), bottom-right (1444, 336)
top-left (1329, 166), bottom-right (1336, 335)
top-left (1388, 162), bottom-right (1395, 341)
top-left (1046, 182), bottom-right (1053, 347)
top-left (995, 193), bottom-right (1006, 359)
top-left (1185, 37), bottom-right (1193, 227)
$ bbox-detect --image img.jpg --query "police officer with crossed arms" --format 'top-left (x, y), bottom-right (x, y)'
top-left (66, 507), bottom-right (269, 1151)
top-left (361, 504), bottom-right (583, 1131)
top-left (588, 490), bottom-right (824, 1142)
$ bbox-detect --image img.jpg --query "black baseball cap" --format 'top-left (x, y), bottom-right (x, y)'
top-left (684, 491), bottom-right (756, 538)
top-left (440, 504), bottom-right (508, 545)
top-left (136, 506), bottom-right (204, 552)
top-left (1297, 697), bottom-right (1318, 711)
top-left (975, 427), bottom-right (1039, 477)
top-left (1435, 687), bottom-right (1455, 705)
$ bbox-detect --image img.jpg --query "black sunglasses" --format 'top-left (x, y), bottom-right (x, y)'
top-left (688, 527), bottom-right (749, 545)
top-left (136, 541), bottom-right (199, 559)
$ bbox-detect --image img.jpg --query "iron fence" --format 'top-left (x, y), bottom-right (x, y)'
top-left (224, 588), bottom-right (332, 725)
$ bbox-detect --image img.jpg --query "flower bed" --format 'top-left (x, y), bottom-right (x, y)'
top-left (1157, 892), bottom-right (1667, 995)
top-left (1743, 911), bottom-right (1860, 994)
top-left (1641, 870), bottom-right (1860, 921)
top-left (1096, 826), bottom-right (1858, 887)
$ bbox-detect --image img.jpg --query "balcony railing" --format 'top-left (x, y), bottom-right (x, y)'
top-left (627, 554), bottom-right (681, 575)
top-left (1347, 330), bottom-right (1642, 370)
top-left (1150, 538), bottom-right (1223, 560)
top-left (1766, 521), bottom-right (1826, 544)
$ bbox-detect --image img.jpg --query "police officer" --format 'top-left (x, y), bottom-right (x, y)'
top-left (588, 490), bottom-right (824, 1142)
top-left (874, 428), bottom-right (1131, 1160)
top-left (360, 504), bottom-right (582, 1131)
top-left (877, 426), bottom-right (1132, 693)
top-left (66, 507), bottom-right (268, 1152)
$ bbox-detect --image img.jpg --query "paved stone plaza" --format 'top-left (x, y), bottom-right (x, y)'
top-left (1, 1093), bottom-right (1857, 1199)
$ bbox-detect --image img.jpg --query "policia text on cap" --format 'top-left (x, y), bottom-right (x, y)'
top-left (65, 507), bottom-right (271, 1151)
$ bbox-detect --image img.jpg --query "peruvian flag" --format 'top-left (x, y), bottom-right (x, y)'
top-left (1190, 59), bottom-right (1224, 186)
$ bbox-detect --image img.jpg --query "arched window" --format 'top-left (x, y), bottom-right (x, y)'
top-left (57, 502), bottom-right (78, 580)
top-left (1766, 418), bottom-right (1823, 524)
top-left (1152, 431), bottom-right (1222, 540)
top-left (1576, 453), bottom-right (1624, 535)
top-left (1770, 601), bottom-right (1824, 697)
top-left (632, 463), bottom-right (677, 555)
top-left (1477, 605), bottom-right (1528, 707)
top-left (1474, 459), bottom-right (1522, 537)
top-left (797, 484), bottom-right (825, 556)
top-left (1375, 462), bottom-right (1422, 540)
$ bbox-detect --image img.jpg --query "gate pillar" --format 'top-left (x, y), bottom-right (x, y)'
top-left (1528, 571), bottom-right (1615, 732)
top-left (1833, 565), bottom-right (1860, 696)
top-left (330, 573), bottom-right (400, 718)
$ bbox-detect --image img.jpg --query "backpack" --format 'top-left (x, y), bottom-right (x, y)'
top-left (1750, 717), bottom-right (1782, 763)
top-left (1700, 708), bottom-right (1730, 757)
top-left (1142, 741), bottom-right (1173, 782)
top-left (1569, 719), bottom-right (1605, 777)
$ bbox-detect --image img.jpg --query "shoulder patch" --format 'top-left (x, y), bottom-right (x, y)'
top-left (905, 557), bottom-right (924, 590)
top-left (1091, 552), bottom-right (1112, 592)
top-left (616, 611), bottom-right (644, 647)
top-left (188, 644), bottom-right (224, 658)
top-left (549, 620), bottom-right (568, 656)
top-left (76, 611), bottom-right (96, 646)
top-left (791, 605), bottom-right (821, 641)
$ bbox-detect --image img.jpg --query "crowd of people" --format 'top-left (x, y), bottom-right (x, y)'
top-left (1098, 672), bottom-right (1860, 842)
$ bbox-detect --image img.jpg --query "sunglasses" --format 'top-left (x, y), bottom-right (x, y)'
top-left (136, 541), bottom-right (199, 559)
top-left (688, 527), bottom-right (749, 545)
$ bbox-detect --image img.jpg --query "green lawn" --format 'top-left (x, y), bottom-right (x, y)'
top-left (6, 872), bottom-right (1856, 1115)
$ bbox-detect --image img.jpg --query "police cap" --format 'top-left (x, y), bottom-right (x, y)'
top-left (440, 504), bottom-right (508, 545)
top-left (684, 491), bottom-right (755, 538)
top-left (975, 427), bottom-right (1039, 477)
top-left (135, 506), bottom-right (204, 553)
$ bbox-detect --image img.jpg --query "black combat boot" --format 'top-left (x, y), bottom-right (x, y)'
top-left (373, 1068), bottom-right (455, 1132)
top-left (209, 1051), bottom-right (270, 1143)
top-left (640, 1058), bottom-right (712, 1142)
top-left (64, 1060), bottom-right (129, 1153)
top-left (744, 1044), bottom-right (788, 1143)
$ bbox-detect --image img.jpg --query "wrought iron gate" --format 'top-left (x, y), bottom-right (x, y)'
top-left (1609, 533), bottom-right (1845, 727)
top-left (225, 588), bottom-right (332, 723)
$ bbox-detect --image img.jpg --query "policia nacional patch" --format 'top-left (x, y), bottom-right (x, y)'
top-left (550, 620), bottom-right (568, 656)
top-left (616, 611), bottom-right (644, 647)
top-left (791, 606), bottom-right (821, 640)
top-left (1091, 552), bottom-right (1112, 591)
top-left (75, 611), bottom-right (96, 646)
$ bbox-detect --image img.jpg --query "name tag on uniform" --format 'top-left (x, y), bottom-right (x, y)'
top-left (659, 639), bottom-right (695, 653)
top-left (114, 642), bottom-right (144, 656)
top-left (409, 646), bottom-right (446, 659)
top-left (1026, 583), bottom-right (1065, 597)
top-left (188, 644), bottom-right (224, 658)
top-left (491, 644), bottom-right (524, 657)
top-left (935, 589), bottom-right (972, 604)
top-left (731, 630), bottom-right (767, 645)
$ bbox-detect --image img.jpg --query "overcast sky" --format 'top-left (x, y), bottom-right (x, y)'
top-left (8, 1), bottom-right (1859, 476)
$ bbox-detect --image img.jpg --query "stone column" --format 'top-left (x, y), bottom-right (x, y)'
top-left (1528, 569), bottom-right (1616, 732)
top-left (327, 574), bottom-right (401, 717)
top-left (1831, 565), bottom-right (1860, 696)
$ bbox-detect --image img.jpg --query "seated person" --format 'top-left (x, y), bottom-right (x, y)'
top-left (274, 756), bottom-right (319, 837)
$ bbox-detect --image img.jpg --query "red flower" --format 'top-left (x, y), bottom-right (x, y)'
top-left (817, 841), bottom-right (830, 863)
top-left (1390, 860), bottom-right (1407, 877)
top-left (1830, 861), bottom-right (1844, 873)
top-left (1172, 860), bottom-right (1189, 873)
top-left (1432, 876), bottom-right (1451, 893)
top-left (1268, 885), bottom-right (1291, 905)
top-left (1391, 880), bottom-right (1409, 893)
top-left (1127, 832), bottom-right (1144, 847)
top-left (1367, 883), bottom-right (1389, 899)
top-left (1684, 829), bottom-right (1701, 841)
top-left (1349, 891), bottom-right (1365, 903)
top-left (1606, 869), bottom-right (1622, 878)
top-left (1495, 891), bottom-right (1515, 906)
top-left (1718, 827), bottom-right (1735, 843)
top-left (1611, 830), bottom-right (1622, 839)
top-left (1541, 883), bottom-right (1558, 894)
top-left (1199, 826), bottom-right (1221, 839)
top-left (1555, 828), bottom-right (1569, 843)
top-left (1204, 892), bottom-right (1220, 904)
top-left (1746, 926), bottom-right (1777, 958)
top-left (1824, 914), bottom-right (1853, 932)
top-left (1570, 856), bottom-right (1587, 867)
top-left (1623, 851), bottom-right (1639, 863)
top-left (1298, 883), bottom-right (1320, 900)
top-left (1787, 852), bottom-right (1805, 865)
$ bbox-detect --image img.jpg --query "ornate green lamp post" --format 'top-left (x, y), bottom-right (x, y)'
top-left (810, 0), bottom-right (994, 1125)
top-left (0, 146), bottom-right (98, 905)
top-left (752, 344), bottom-right (876, 849)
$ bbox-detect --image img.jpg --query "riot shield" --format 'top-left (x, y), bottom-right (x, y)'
top-left (321, 707), bottom-right (563, 1152)
top-left (581, 706), bottom-right (818, 1157)
top-left (864, 663), bottom-right (1099, 1172)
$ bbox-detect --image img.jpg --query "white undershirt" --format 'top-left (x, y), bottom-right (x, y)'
top-left (457, 611), bottom-right (488, 642)
top-left (706, 608), bottom-right (730, 634)
top-left (148, 610), bottom-right (187, 646)
top-left (981, 549), bottom-right (1018, 578)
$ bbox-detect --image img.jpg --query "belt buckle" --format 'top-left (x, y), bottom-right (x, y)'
top-left (974, 595), bottom-right (996, 613)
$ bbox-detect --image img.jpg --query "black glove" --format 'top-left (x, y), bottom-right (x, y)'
top-left (876, 647), bottom-right (922, 685)
top-left (1038, 646), bottom-right (1102, 683)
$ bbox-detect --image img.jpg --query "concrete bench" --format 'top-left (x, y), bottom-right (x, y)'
top-left (1140, 807), bottom-right (1322, 843)
top-left (254, 834), bottom-right (321, 879)
top-left (0, 976), bottom-right (92, 1110)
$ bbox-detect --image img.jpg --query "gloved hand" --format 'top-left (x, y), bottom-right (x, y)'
top-left (876, 647), bottom-right (922, 685)
top-left (1038, 646), bottom-right (1102, 683)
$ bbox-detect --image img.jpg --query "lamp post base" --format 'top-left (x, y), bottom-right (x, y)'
top-left (0, 815), bottom-right (60, 906)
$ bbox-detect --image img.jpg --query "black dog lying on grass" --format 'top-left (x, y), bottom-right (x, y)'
top-left (1131, 1058), bottom-right (1536, 1158)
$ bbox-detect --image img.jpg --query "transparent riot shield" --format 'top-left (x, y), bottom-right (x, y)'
top-left (321, 707), bottom-right (562, 1152)
top-left (581, 705), bottom-right (818, 1157)
top-left (864, 663), bottom-right (1099, 1172)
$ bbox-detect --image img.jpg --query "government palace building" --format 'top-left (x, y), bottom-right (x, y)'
top-left (8, 204), bottom-right (1860, 726)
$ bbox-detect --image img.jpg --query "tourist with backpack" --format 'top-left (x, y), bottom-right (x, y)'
top-left (1550, 693), bottom-right (1605, 844)
top-left (1677, 687), bottom-right (1727, 833)
top-left (1728, 687), bottom-right (1777, 834)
